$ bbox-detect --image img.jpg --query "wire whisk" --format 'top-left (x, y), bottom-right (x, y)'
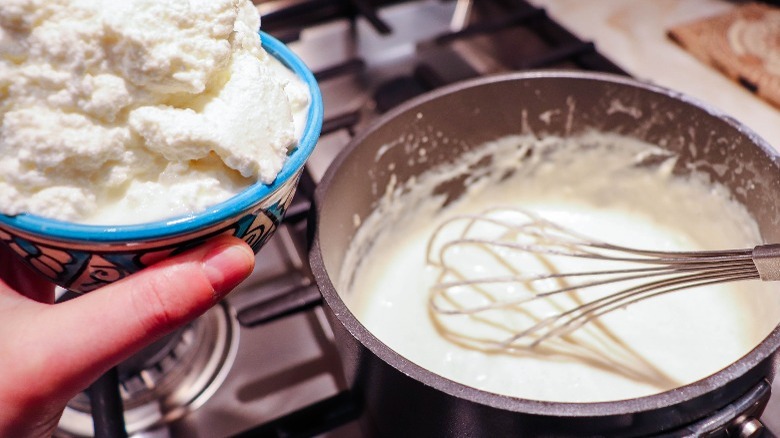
top-left (425, 207), bottom-right (780, 349)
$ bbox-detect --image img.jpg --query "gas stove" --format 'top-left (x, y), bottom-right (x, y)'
top-left (56, 0), bottom-right (780, 436)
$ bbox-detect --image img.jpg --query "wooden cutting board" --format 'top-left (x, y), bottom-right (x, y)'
top-left (668, 3), bottom-right (780, 109)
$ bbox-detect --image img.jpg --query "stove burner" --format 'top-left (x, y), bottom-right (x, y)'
top-left (57, 302), bottom-right (239, 437)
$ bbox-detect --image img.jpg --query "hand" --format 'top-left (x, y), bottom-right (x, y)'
top-left (0, 236), bottom-right (255, 437)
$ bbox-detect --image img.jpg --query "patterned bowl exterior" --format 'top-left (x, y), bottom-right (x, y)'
top-left (0, 33), bottom-right (323, 293)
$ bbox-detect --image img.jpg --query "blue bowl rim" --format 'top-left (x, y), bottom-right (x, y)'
top-left (0, 31), bottom-right (323, 243)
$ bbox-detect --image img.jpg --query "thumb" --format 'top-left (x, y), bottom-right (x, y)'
top-left (26, 236), bottom-right (255, 399)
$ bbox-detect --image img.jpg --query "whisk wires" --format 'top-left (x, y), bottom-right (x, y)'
top-left (425, 207), bottom-right (760, 348)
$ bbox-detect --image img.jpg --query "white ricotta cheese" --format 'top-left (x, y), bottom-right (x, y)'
top-left (0, 0), bottom-right (309, 224)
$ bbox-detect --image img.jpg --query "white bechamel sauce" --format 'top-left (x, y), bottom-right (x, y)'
top-left (341, 133), bottom-right (780, 403)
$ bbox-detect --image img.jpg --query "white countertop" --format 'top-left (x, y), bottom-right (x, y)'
top-left (528, 0), bottom-right (780, 151)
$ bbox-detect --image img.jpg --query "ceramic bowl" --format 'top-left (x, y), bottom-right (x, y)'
top-left (0, 32), bottom-right (323, 293)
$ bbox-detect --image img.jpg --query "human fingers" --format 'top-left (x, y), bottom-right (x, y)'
top-left (7, 235), bottom-right (254, 402)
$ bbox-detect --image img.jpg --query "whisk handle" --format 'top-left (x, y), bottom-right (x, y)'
top-left (752, 244), bottom-right (780, 281)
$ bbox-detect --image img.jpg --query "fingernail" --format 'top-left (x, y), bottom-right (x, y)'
top-left (202, 242), bottom-right (255, 298)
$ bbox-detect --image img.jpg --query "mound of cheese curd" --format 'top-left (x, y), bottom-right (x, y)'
top-left (0, 0), bottom-right (308, 224)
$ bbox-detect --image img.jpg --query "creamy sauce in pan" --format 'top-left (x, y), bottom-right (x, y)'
top-left (341, 133), bottom-right (780, 402)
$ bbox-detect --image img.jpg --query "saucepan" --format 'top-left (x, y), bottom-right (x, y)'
top-left (308, 71), bottom-right (780, 436)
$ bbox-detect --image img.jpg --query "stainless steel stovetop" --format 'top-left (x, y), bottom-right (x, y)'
top-left (56, 1), bottom-right (780, 436)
